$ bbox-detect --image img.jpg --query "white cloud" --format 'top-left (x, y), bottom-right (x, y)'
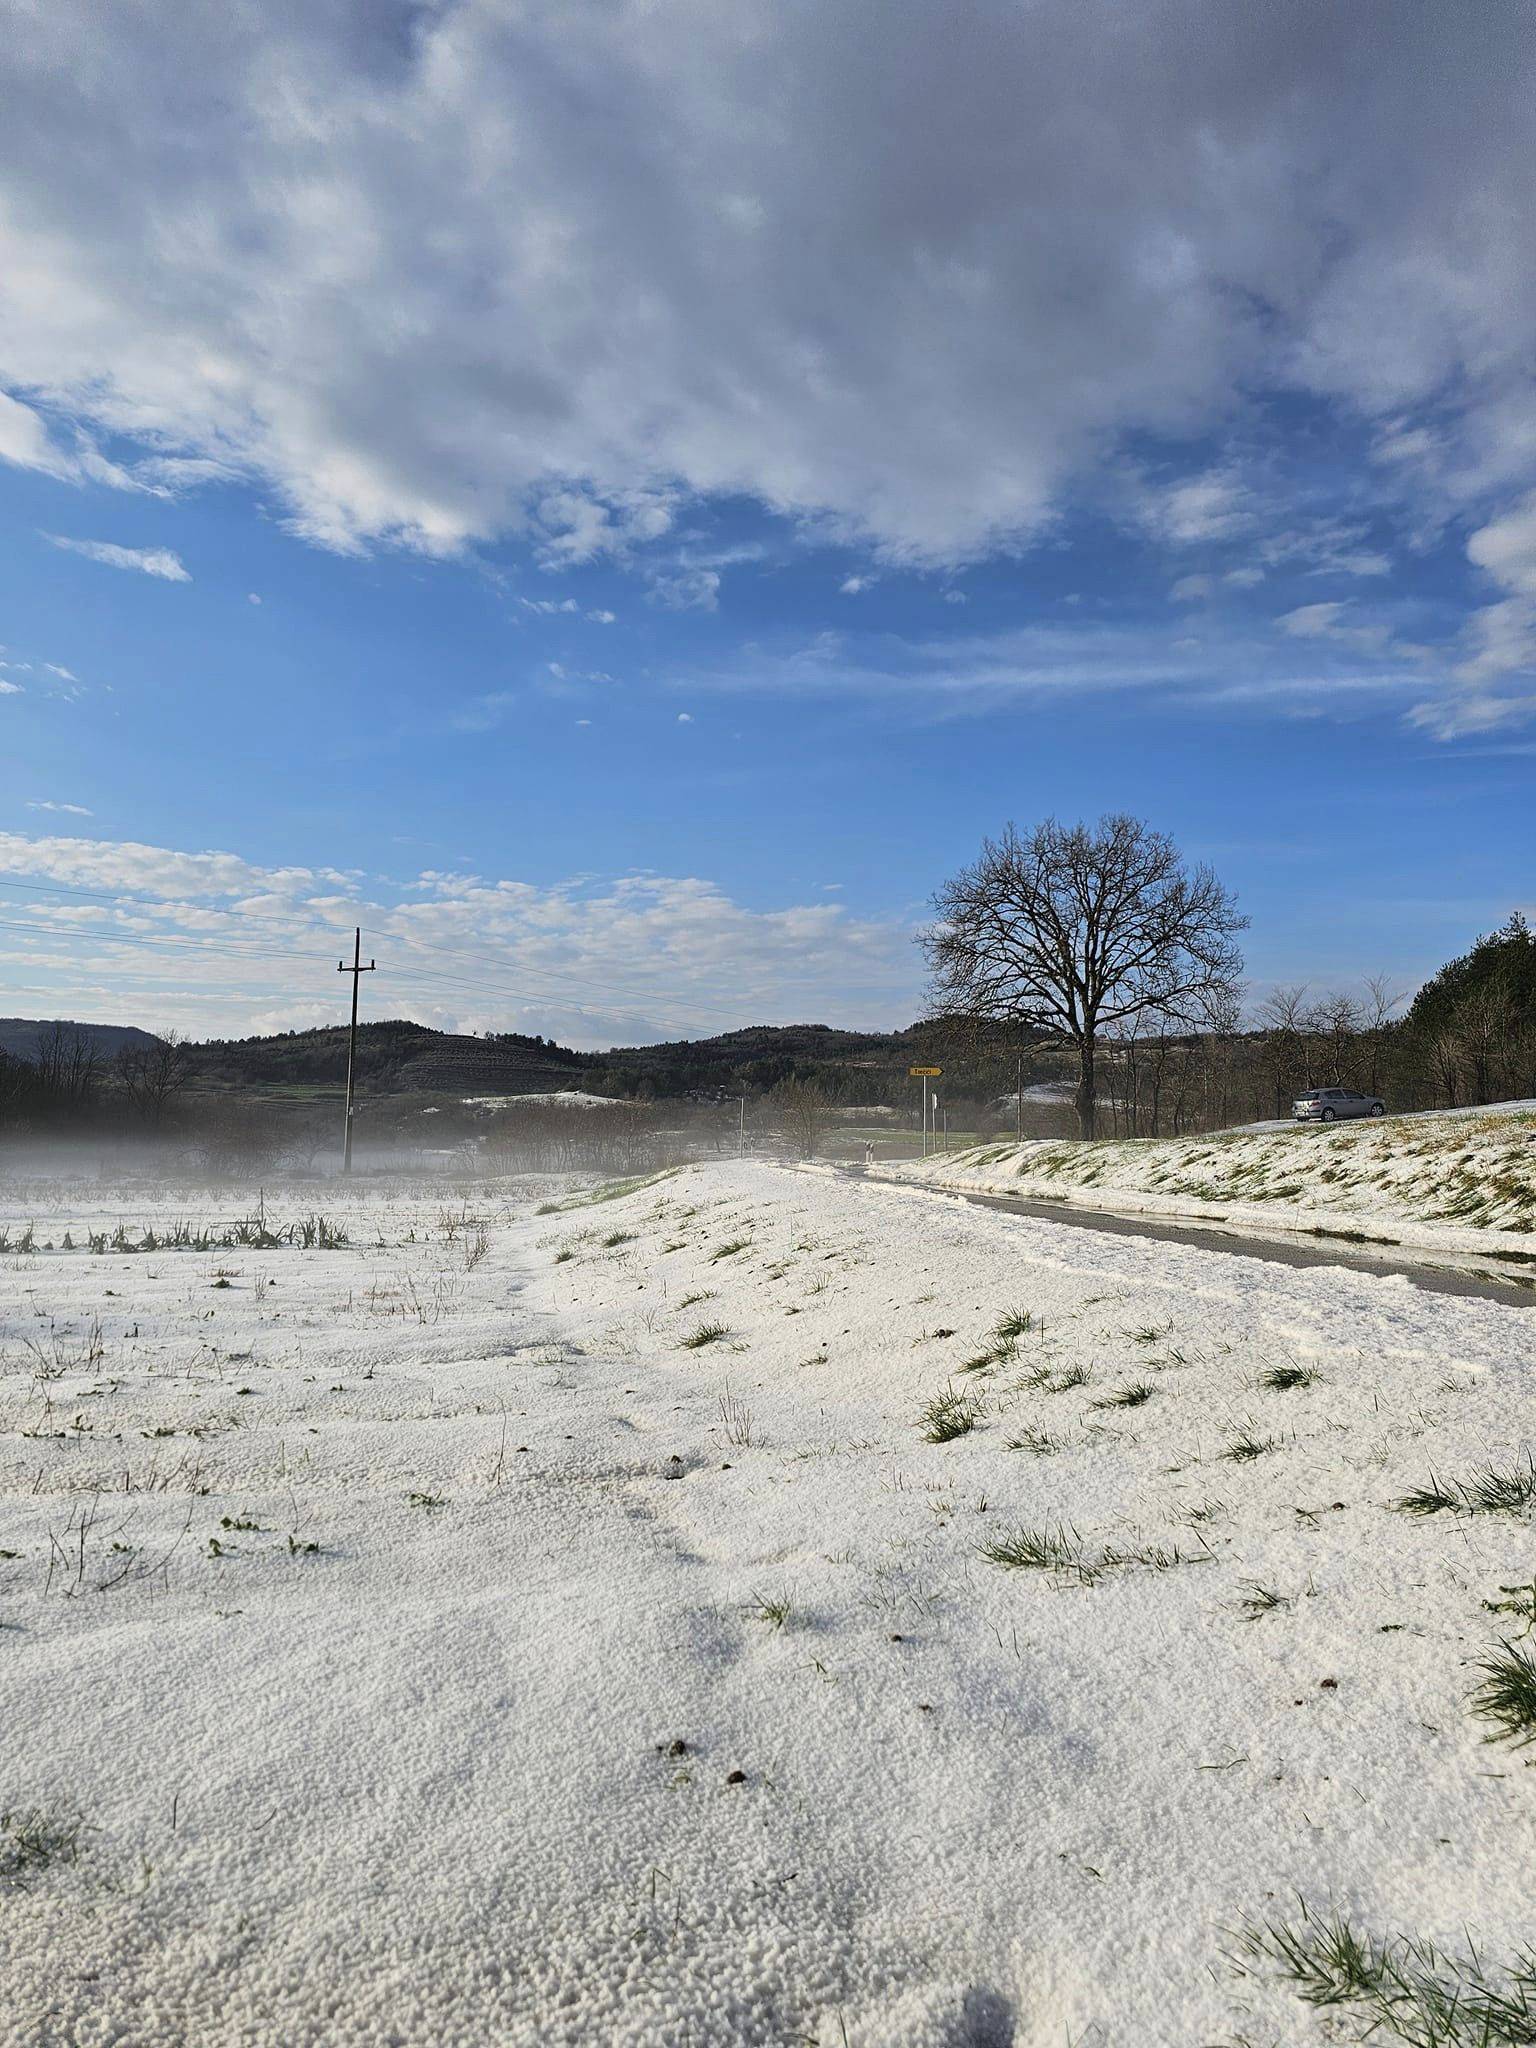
top-left (1277, 599), bottom-right (1411, 662)
top-left (650, 569), bottom-right (720, 612)
top-left (672, 610), bottom-right (1453, 733)
top-left (1170, 574), bottom-right (1214, 602)
top-left (586, 609), bottom-right (617, 624)
top-left (0, 680), bottom-right (22, 697)
top-left (519, 597), bottom-right (580, 616)
top-left (0, 391), bottom-right (152, 493)
top-left (1280, 602), bottom-right (1348, 639)
top-left (0, 391), bottom-right (75, 480)
top-left (43, 534), bottom-right (189, 580)
top-left (1142, 468), bottom-right (1254, 546)
top-left (26, 800), bottom-right (92, 815)
top-left (2, 4), bottom-right (1534, 572)
top-left (1466, 494), bottom-right (1536, 601)
top-left (42, 663), bottom-right (77, 681)
top-left (676, 711), bottom-right (694, 723)
top-left (840, 575), bottom-right (874, 595)
top-left (0, 830), bottom-right (917, 1043)
top-left (1409, 496), bottom-right (1536, 731)
top-left (247, 592), bottom-right (261, 605)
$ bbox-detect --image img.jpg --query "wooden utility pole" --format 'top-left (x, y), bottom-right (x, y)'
top-left (337, 926), bottom-right (375, 1174)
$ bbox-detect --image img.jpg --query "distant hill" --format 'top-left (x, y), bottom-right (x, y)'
top-left (0, 1017), bottom-right (164, 1062)
top-left (1, 1012), bottom-right (1044, 1107)
top-left (187, 1019), bottom-right (586, 1095)
top-left (184, 1017), bottom-right (942, 1103)
top-left (588, 1022), bottom-right (935, 1102)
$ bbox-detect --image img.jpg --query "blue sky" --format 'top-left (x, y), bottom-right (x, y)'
top-left (1, 1), bottom-right (1532, 1046)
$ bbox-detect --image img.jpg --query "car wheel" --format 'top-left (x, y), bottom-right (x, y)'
top-left (1370, 1103), bottom-right (1385, 1116)
top-left (1320, 1107), bottom-right (1335, 1121)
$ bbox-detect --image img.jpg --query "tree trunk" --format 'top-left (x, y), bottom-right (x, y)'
top-left (1076, 1037), bottom-right (1097, 1139)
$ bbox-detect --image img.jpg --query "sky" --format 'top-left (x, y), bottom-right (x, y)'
top-left (0, 0), bottom-right (1533, 1049)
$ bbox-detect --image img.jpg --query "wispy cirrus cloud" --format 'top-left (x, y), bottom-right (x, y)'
top-left (43, 534), bottom-right (189, 580)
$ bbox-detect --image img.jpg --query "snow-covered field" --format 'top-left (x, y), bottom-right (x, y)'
top-left (4, 1160), bottom-right (1536, 2045)
top-left (893, 1106), bottom-right (1536, 1267)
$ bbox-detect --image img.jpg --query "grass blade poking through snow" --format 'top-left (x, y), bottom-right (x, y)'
top-left (1092, 1381), bottom-right (1154, 1410)
top-left (0, 1807), bottom-right (86, 1891)
top-left (1260, 1363), bottom-right (1318, 1391)
top-left (681, 1321), bottom-right (730, 1350)
top-left (993, 1306), bottom-right (1035, 1341)
top-left (980, 1523), bottom-right (1082, 1574)
top-left (1470, 1642), bottom-right (1536, 1748)
top-left (918, 1386), bottom-right (980, 1442)
top-left (1231, 1897), bottom-right (1536, 2046)
top-left (1395, 1455), bottom-right (1536, 1517)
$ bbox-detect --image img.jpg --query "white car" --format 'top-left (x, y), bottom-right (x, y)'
top-left (1292, 1086), bottom-right (1386, 1123)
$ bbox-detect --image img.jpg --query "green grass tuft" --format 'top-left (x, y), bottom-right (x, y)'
top-left (1470, 1642), bottom-right (1536, 1747)
top-left (980, 1523), bottom-right (1081, 1572)
top-left (750, 1590), bottom-right (794, 1630)
top-left (1396, 1456), bottom-right (1536, 1517)
top-left (1237, 1581), bottom-right (1289, 1620)
top-left (1232, 1897), bottom-right (1536, 2046)
top-left (1261, 1363), bottom-right (1318, 1391)
top-left (993, 1306), bottom-right (1036, 1341)
top-left (1048, 1363), bottom-right (1091, 1393)
top-left (1223, 1430), bottom-right (1280, 1463)
top-left (918, 1386), bottom-right (981, 1443)
top-left (1093, 1380), bottom-right (1154, 1410)
top-left (1, 1807), bottom-right (86, 1889)
top-left (681, 1320), bottom-right (730, 1350)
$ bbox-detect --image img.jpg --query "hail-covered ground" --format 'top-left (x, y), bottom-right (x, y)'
top-left (893, 1105), bottom-right (1536, 1269)
top-left (3, 1159), bottom-right (1536, 2047)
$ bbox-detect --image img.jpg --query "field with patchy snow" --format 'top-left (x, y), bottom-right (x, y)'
top-left (4, 1160), bottom-right (1536, 2045)
top-left (893, 1106), bottom-right (1536, 1269)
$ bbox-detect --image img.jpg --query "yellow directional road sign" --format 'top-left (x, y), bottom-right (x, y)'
top-left (908, 1065), bottom-right (943, 1077)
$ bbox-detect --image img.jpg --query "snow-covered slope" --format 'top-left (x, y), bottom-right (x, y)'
top-left (2, 1161), bottom-right (1534, 2044)
top-left (890, 1106), bottom-right (1536, 1263)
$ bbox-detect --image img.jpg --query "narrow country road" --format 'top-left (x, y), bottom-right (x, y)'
top-left (836, 1166), bottom-right (1536, 1312)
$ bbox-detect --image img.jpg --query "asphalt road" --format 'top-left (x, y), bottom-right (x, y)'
top-left (840, 1168), bottom-right (1536, 1311)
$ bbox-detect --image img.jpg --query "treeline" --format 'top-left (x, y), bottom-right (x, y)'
top-left (0, 1023), bottom-right (193, 1131)
top-left (1089, 914), bottom-right (1536, 1138)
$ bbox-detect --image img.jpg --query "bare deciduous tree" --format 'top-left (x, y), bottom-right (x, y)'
top-left (1360, 975), bottom-right (1404, 1096)
top-left (922, 815), bottom-right (1245, 1139)
top-left (774, 1076), bottom-right (830, 1158)
top-left (115, 1031), bottom-right (191, 1126)
top-left (30, 1023), bottom-right (101, 1117)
